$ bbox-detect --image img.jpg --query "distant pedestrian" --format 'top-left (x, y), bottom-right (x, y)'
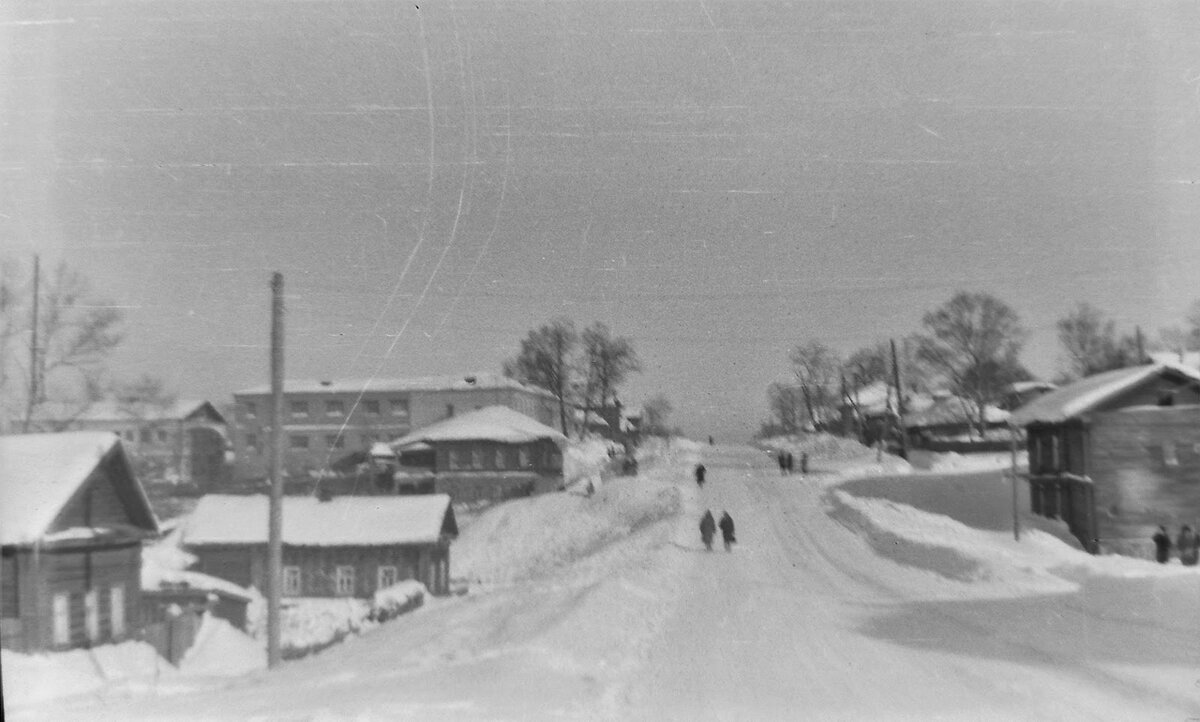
top-left (709, 435), bottom-right (715, 446)
top-left (1152, 525), bottom-right (1172, 564)
top-left (778, 450), bottom-right (788, 475)
top-left (785, 451), bottom-right (794, 475)
top-left (718, 511), bottom-right (736, 552)
top-left (800, 452), bottom-right (809, 475)
top-left (1177, 525), bottom-right (1198, 566)
top-left (694, 463), bottom-right (707, 487)
top-left (700, 510), bottom-right (716, 552)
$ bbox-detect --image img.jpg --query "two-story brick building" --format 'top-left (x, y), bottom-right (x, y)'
top-left (231, 373), bottom-right (559, 481)
top-left (1010, 363), bottom-right (1200, 555)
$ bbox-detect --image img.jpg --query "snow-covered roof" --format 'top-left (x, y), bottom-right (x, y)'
top-left (234, 372), bottom-right (555, 399)
top-left (1007, 380), bottom-right (1057, 394)
top-left (369, 442), bottom-right (397, 458)
top-left (1149, 350), bottom-right (1200, 369)
top-left (33, 399), bottom-right (225, 425)
top-left (391, 406), bottom-right (567, 449)
top-left (0, 432), bottom-right (159, 546)
top-left (182, 494), bottom-right (456, 547)
top-left (904, 395), bottom-right (1009, 429)
top-left (1009, 363), bottom-right (1200, 426)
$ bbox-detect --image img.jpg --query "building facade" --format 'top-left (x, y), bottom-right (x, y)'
top-left (1013, 364), bottom-right (1200, 555)
top-left (1, 433), bottom-right (160, 652)
top-left (231, 373), bottom-right (559, 481)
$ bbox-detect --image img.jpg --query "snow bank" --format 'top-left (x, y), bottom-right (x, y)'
top-left (908, 449), bottom-right (1028, 473)
top-left (179, 613), bottom-right (266, 676)
top-left (371, 580), bottom-right (426, 619)
top-left (758, 433), bottom-right (879, 462)
top-left (454, 477), bottom-right (682, 586)
top-left (563, 436), bottom-right (619, 490)
top-left (1, 641), bottom-right (178, 708)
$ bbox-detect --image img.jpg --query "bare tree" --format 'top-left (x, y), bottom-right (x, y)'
top-left (506, 318), bottom-right (578, 437)
top-left (1, 259), bottom-right (124, 432)
top-left (766, 382), bottom-right (805, 435)
top-left (788, 340), bottom-right (841, 431)
top-left (1056, 302), bottom-right (1139, 380)
top-left (640, 394), bottom-right (673, 437)
top-left (579, 322), bottom-right (640, 429)
top-left (915, 291), bottom-right (1028, 438)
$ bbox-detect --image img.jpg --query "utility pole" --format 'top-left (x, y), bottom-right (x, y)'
top-left (267, 272), bottom-right (285, 668)
top-left (23, 255), bottom-right (40, 432)
top-left (890, 339), bottom-right (908, 460)
top-left (1010, 426), bottom-right (1021, 542)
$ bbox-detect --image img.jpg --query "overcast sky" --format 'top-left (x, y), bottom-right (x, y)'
top-left (3, 1), bottom-right (1199, 441)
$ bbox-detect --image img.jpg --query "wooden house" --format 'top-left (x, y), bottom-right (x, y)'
top-left (181, 494), bottom-right (458, 596)
top-left (1, 432), bottom-right (160, 652)
top-left (390, 405), bottom-right (567, 502)
top-left (1010, 363), bottom-right (1200, 554)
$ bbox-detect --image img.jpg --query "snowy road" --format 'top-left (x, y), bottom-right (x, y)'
top-left (621, 445), bottom-right (1199, 720)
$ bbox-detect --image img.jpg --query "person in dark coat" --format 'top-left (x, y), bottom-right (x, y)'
top-left (700, 510), bottom-right (716, 552)
top-left (777, 450), bottom-right (788, 475)
top-left (785, 451), bottom-right (794, 475)
top-left (718, 511), bottom-right (736, 552)
top-left (694, 463), bottom-right (707, 487)
top-left (1152, 525), bottom-right (1172, 564)
top-left (800, 452), bottom-right (809, 475)
top-left (1177, 525), bottom-right (1198, 566)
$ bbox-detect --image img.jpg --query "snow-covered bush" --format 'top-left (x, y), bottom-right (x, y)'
top-left (370, 580), bottom-right (426, 622)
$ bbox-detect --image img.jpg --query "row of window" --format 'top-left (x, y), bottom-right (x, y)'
top-left (446, 445), bottom-right (561, 472)
top-left (282, 565), bottom-right (398, 596)
top-left (52, 585), bottom-right (125, 646)
top-left (244, 398), bottom-right (410, 420)
top-left (243, 433), bottom-right (392, 453)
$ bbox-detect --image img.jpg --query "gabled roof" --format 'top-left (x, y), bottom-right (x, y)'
top-left (32, 399), bottom-right (226, 425)
top-left (0, 432), bottom-right (160, 546)
top-left (181, 494), bottom-right (456, 546)
top-left (391, 405), bottom-right (567, 448)
top-left (233, 372), bottom-right (556, 400)
top-left (1009, 363), bottom-right (1200, 426)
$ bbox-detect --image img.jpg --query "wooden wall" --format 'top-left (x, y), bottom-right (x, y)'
top-left (1088, 405), bottom-right (1200, 553)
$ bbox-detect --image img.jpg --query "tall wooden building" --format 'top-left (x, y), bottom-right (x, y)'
top-left (1011, 364), bottom-right (1200, 554)
top-left (1, 432), bottom-right (160, 651)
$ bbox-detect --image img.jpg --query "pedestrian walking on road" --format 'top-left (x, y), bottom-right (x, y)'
top-left (694, 463), bottom-right (707, 488)
top-left (700, 510), bottom-right (716, 552)
top-left (1177, 525), bottom-right (1198, 566)
top-left (1152, 525), bottom-right (1172, 564)
top-left (800, 452), bottom-right (809, 475)
top-left (777, 451), bottom-right (788, 476)
top-left (785, 451), bottom-right (794, 475)
top-left (718, 511), bottom-right (736, 552)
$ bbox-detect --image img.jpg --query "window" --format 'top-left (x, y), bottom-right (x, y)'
top-left (123, 430), bottom-right (135, 442)
top-left (140, 429), bottom-right (152, 444)
top-left (110, 585), bottom-right (125, 637)
top-left (325, 400), bottom-right (345, 417)
top-left (365, 400), bottom-right (381, 416)
top-left (245, 433), bottom-right (258, 450)
top-left (547, 448), bottom-right (563, 472)
top-left (53, 593), bottom-right (70, 646)
top-left (377, 565), bottom-right (398, 591)
top-left (245, 401), bottom-right (257, 419)
top-left (390, 399), bottom-right (409, 417)
top-left (470, 448), bottom-right (484, 469)
top-left (289, 435), bottom-right (310, 450)
top-left (325, 434), bottom-right (345, 450)
top-left (1163, 441), bottom-right (1179, 467)
top-left (449, 448), bottom-right (466, 470)
top-left (1049, 436), bottom-right (1060, 471)
top-left (335, 566), bottom-right (355, 596)
top-left (518, 447), bottom-right (530, 469)
top-left (445, 403), bottom-right (455, 418)
top-left (290, 400), bottom-right (309, 417)
top-left (85, 589), bottom-right (100, 642)
top-left (157, 429), bottom-right (169, 443)
top-left (1030, 437), bottom-right (1042, 473)
top-left (283, 566), bottom-right (302, 596)
top-left (495, 448), bottom-right (507, 470)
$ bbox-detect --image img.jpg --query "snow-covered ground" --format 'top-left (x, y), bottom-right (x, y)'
top-left (10, 437), bottom-right (1199, 720)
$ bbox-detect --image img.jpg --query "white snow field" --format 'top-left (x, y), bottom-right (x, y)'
top-left (10, 439), bottom-right (1200, 720)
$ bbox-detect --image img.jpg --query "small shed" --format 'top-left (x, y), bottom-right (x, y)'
top-left (1010, 363), bottom-right (1200, 554)
top-left (1, 432), bottom-right (160, 652)
top-left (390, 405), bottom-right (567, 503)
top-left (181, 494), bottom-right (458, 596)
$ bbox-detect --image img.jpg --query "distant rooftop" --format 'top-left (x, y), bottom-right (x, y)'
top-left (234, 372), bottom-right (555, 399)
top-left (392, 405), bottom-right (567, 448)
